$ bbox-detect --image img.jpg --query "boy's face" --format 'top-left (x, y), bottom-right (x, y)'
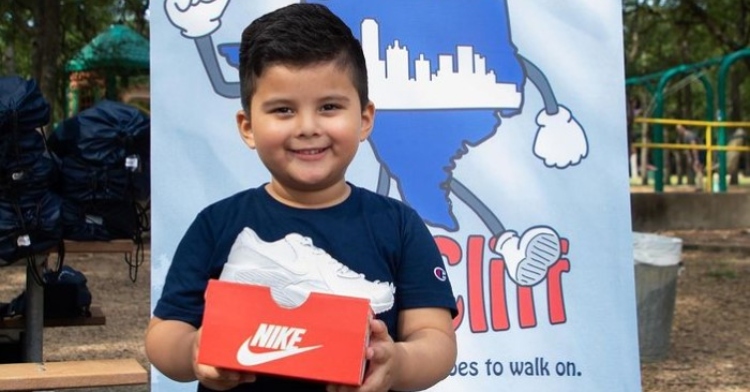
top-left (237, 61), bottom-right (374, 199)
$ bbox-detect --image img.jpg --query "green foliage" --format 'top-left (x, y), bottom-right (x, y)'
top-left (0, 0), bottom-right (149, 123)
top-left (0, 1), bottom-right (34, 76)
top-left (623, 0), bottom-right (750, 121)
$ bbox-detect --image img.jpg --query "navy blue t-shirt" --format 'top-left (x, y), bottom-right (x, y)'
top-left (154, 184), bottom-right (457, 391)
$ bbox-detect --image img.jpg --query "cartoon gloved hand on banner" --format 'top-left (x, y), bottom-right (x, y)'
top-left (165, 0), bottom-right (230, 38)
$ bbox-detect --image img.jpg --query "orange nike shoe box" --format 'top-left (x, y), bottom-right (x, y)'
top-left (198, 279), bottom-right (372, 386)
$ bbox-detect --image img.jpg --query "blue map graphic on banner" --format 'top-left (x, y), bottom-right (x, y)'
top-left (214, 0), bottom-right (529, 231)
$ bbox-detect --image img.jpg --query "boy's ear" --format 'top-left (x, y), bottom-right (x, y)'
top-left (360, 101), bottom-right (376, 142)
top-left (236, 109), bottom-right (256, 149)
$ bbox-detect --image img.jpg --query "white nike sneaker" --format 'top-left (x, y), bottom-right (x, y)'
top-left (220, 227), bottom-right (395, 314)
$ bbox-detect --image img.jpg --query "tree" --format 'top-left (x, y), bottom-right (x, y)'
top-left (34, 0), bottom-right (62, 123)
top-left (623, 0), bottom-right (750, 121)
top-left (0, 0), bottom-right (149, 126)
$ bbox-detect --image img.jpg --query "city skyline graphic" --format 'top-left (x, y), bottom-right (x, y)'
top-left (361, 19), bottom-right (522, 110)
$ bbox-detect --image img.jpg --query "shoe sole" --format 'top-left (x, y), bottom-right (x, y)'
top-left (220, 264), bottom-right (394, 314)
top-left (516, 231), bottom-right (561, 286)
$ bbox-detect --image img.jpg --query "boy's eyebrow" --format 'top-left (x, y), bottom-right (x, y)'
top-left (319, 94), bottom-right (352, 103)
top-left (259, 94), bottom-right (352, 109)
top-left (259, 98), bottom-right (293, 109)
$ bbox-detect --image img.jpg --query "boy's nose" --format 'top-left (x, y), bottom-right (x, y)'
top-left (297, 112), bottom-right (320, 137)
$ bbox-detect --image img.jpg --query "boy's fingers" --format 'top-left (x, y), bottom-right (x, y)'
top-left (366, 320), bottom-right (389, 361)
top-left (240, 372), bottom-right (257, 383)
top-left (215, 368), bottom-right (256, 383)
top-left (367, 323), bottom-right (396, 367)
top-left (370, 319), bottom-right (389, 340)
top-left (215, 368), bottom-right (241, 381)
top-left (195, 363), bottom-right (221, 379)
top-left (197, 365), bottom-right (255, 383)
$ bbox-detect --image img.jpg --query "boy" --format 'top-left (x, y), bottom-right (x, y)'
top-left (146, 3), bottom-right (458, 392)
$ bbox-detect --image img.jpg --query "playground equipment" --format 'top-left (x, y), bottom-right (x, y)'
top-left (64, 24), bottom-right (149, 117)
top-left (631, 117), bottom-right (750, 192)
top-left (626, 47), bottom-right (750, 192)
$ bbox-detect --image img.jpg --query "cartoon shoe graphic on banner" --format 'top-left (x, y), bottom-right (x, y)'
top-left (164, 0), bottom-right (584, 299)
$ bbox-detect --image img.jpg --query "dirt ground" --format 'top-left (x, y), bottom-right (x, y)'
top-left (641, 229), bottom-right (750, 392)
top-left (0, 248), bottom-right (151, 392)
top-left (1, 230), bottom-right (749, 391)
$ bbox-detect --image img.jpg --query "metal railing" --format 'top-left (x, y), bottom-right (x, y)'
top-left (631, 118), bottom-right (750, 192)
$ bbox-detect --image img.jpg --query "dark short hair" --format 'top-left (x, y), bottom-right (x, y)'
top-left (238, 3), bottom-right (369, 112)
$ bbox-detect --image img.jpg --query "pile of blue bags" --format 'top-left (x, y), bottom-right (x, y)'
top-left (0, 76), bottom-right (149, 267)
top-left (0, 76), bottom-right (61, 265)
top-left (49, 100), bottom-right (150, 241)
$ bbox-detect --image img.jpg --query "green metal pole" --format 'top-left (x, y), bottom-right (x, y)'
top-left (697, 74), bottom-right (714, 123)
top-left (653, 67), bottom-right (691, 192)
top-left (717, 48), bottom-right (750, 192)
top-left (698, 74), bottom-right (715, 192)
top-left (652, 64), bottom-right (719, 192)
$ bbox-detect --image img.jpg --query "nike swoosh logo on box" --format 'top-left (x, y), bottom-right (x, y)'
top-left (236, 337), bottom-right (322, 366)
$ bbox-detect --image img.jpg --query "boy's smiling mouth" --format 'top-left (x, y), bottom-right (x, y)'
top-left (292, 147), bottom-right (329, 156)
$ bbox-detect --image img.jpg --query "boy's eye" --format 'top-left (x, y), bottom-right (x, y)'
top-left (321, 103), bottom-right (340, 111)
top-left (271, 107), bottom-right (293, 114)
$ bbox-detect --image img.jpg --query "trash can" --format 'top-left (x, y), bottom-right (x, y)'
top-left (632, 232), bottom-right (682, 362)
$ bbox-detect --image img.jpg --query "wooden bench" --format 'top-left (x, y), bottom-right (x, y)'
top-left (0, 306), bottom-right (106, 329)
top-left (56, 239), bottom-right (138, 255)
top-left (2, 239), bottom-right (147, 390)
top-left (0, 358), bottom-right (148, 391)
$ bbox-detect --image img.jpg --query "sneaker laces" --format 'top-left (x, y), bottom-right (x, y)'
top-left (298, 236), bottom-right (365, 278)
top-left (300, 238), bottom-right (392, 291)
top-left (294, 235), bottom-right (395, 296)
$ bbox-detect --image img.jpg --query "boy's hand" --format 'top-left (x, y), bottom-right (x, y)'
top-left (193, 328), bottom-right (257, 390)
top-left (326, 319), bottom-right (400, 392)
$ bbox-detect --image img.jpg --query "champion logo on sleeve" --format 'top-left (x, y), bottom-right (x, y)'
top-left (434, 266), bottom-right (448, 282)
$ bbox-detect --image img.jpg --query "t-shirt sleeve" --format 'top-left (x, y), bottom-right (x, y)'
top-left (153, 211), bottom-right (215, 328)
top-left (396, 208), bottom-right (458, 318)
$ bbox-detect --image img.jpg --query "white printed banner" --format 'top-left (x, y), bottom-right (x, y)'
top-left (150, 1), bottom-right (641, 391)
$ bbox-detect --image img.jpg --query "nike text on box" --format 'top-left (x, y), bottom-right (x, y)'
top-left (198, 279), bottom-right (372, 386)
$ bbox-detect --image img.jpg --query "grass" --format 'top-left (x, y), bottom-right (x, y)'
top-left (629, 173), bottom-right (750, 191)
top-left (705, 267), bottom-right (738, 280)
